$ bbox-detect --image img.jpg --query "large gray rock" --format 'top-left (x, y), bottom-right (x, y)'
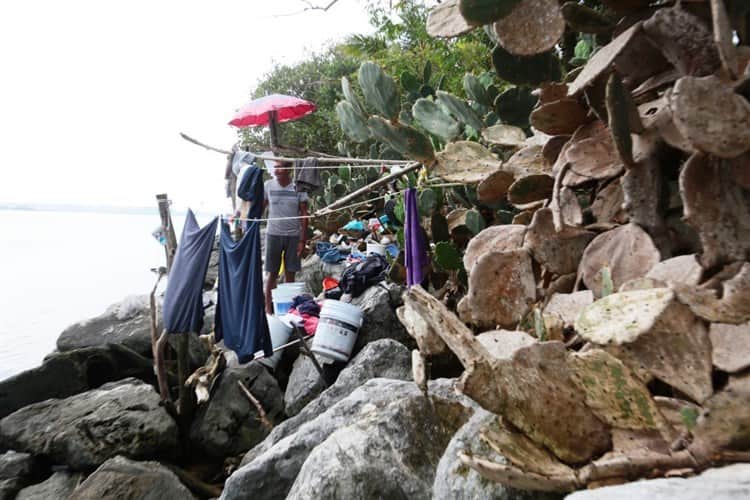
top-left (0, 344), bottom-right (155, 419)
top-left (16, 471), bottom-right (82, 500)
top-left (0, 451), bottom-right (35, 500)
top-left (57, 295), bottom-right (156, 356)
top-left (565, 464), bottom-right (750, 500)
top-left (286, 383), bottom-right (472, 499)
top-left (189, 363), bottom-right (283, 459)
top-left (224, 378), bottom-right (468, 500)
top-left (0, 379), bottom-right (179, 470)
top-left (433, 409), bottom-right (561, 500)
top-left (69, 456), bottom-right (195, 500)
top-left (56, 296), bottom-right (210, 370)
top-left (245, 339), bottom-right (412, 463)
top-left (350, 282), bottom-right (413, 354)
top-left (283, 354), bottom-right (328, 417)
top-left (297, 254), bottom-right (347, 297)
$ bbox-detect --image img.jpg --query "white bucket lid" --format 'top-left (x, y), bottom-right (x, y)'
top-left (321, 300), bottom-right (363, 326)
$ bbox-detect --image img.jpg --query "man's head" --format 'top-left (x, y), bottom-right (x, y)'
top-left (274, 161), bottom-right (292, 185)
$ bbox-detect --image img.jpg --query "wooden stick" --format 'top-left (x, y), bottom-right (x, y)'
top-left (269, 110), bottom-right (280, 149)
top-left (315, 161), bottom-right (422, 215)
top-left (155, 330), bottom-right (171, 402)
top-left (291, 326), bottom-right (329, 387)
top-left (180, 132), bottom-right (232, 155)
top-left (163, 464), bottom-right (223, 499)
top-left (148, 268), bottom-right (165, 360)
top-left (237, 380), bottom-right (274, 431)
top-left (179, 132), bottom-right (410, 164)
top-left (156, 194), bottom-right (178, 272)
top-left (550, 163), bottom-right (570, 233)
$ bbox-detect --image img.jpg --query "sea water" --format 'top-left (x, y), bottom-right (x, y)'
top-left (0, 209), bottom-right (201, 380)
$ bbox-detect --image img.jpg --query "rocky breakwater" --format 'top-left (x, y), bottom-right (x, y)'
top-left (0, 255), bottom-right (573, 500)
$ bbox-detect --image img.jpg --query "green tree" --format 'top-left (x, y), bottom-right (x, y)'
top-left (343, 0), bottom-right (493, 97)
top-left (240, 46), bottom-right (359, 154)
top-left (239, 1), bottom-right (494, 154)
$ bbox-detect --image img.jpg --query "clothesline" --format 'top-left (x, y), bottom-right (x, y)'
top-left (253, 153), bottom-right (411, 166)
top-left (221, 182), bottom-right (466, 223)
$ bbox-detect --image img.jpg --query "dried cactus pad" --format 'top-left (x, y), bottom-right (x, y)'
top-left (670, 76), bottom-right (750, 159)
top-left (567, 22), bottom-right (642, 96)
top-left (710, 323), bottom-right (750, 373)
top-left (464, 224), bottom-right (526, 273)
top-left (578, 223), bottom-right (661, 297)
top-left (482, 124), bottom-right (527, 146)
top-left (575, 288), bottom-right (713, 403)
top-left (493, 0), bottom-right (565, 56)
top-left (569, 349), bottom-right (673, 436)
top-left (435, 141), bottom-right (504, 183)
top-left (524, 208), bottom-right (595, 275)
top-left (575, 288), bottom-right (675, 345)
top-left (477, 169), bottom-right (516, 203)
top-left (427, 0), bottom-right (474, 38)
top-left (468, 249), bottom-right (536, 328)
top-left (680, 153), bottom-right (750, 269)
top-left (477, 329), bottom-right (537, 360)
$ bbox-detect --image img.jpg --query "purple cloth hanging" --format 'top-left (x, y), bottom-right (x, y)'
top-left (404, 188), bottom-right (429, 287)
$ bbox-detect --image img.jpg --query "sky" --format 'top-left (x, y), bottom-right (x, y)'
top-left (0, 0), bottom-right (374, 213)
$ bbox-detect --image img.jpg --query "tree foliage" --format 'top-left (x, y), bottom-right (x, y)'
top-left (239, 0), bottom-right (494, 154)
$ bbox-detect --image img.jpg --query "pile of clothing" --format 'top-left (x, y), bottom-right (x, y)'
top-left (287, 294), bottom-right (320, 335)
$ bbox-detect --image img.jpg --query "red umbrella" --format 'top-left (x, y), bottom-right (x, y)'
top-left (229, 94), bottom-right (316, 128)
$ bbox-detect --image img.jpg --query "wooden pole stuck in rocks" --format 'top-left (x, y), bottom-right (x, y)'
top-left (291, 326), bottom-right (328, 388)
top-left (154, 193), bottom-right (192, 424)
top-left (237, 380), bottom-right (274, 432)
top-left (156, 194), bottom-right (178, 272)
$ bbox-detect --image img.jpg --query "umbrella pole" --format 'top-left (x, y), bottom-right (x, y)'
top-left (269, 110), bottom-right (280, 150)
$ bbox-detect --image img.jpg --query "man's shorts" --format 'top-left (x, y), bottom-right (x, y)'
top-left (265, 234), bottom-right (301, 274)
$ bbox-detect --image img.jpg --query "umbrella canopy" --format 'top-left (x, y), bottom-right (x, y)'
top-left (229, 94), bottom-right (316, 128)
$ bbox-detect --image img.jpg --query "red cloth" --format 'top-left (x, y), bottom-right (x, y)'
top-left (288, 307), bottom-right (320, 336)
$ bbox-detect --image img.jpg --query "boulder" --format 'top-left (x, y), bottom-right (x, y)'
top-left (224, 378), bottom-right (468, 500)
top-left (285, 384), bottom-right (472, 499)
top-left (189, 363), bottom-right (283, 459)
top-left (350, 282), bottom-right (413, 354)
top-left (56, 296), bottom-right (211, 371)
top-left (433, 409), bottom-right (562, 500)
top-left (296, 254), bottom-right (347, 297)
top-left (565, 463), bottom-right (750, 500)
top-left (57, 295), bottom-right (156, 356)
top-left (16, 471), bottom-right (82, 500)
top-left (245, 339), bottom-right (412, 461)
top-left (69, 456), bottom-right (195, 500)
top-left (0, 344), bottom-right (155, 419)
top-left (283, 354), bottom-right (329, 417)
top-left (0, 379), bottom-right (179, 470)
top-left (0, 451), bottom-right (35, 500)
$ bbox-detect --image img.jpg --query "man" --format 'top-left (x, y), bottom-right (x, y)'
top-left (264, 161), bottom-right (308, 314)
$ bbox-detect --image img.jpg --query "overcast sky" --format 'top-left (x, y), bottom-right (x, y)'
top-left (0, 1), bottom-right (373, 212)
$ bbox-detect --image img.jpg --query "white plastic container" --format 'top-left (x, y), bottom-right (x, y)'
top-left (271, 282), bottom-right (307, 316)
top-left (366, 242), bottom-right (386, 256)
top-left (259, 314), bottom-right (292, 370)
top-left (311, 300), bottom-right (363, 363)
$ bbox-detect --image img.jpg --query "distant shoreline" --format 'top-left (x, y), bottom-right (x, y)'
top-left (0, 203), bottom-right (217, 217)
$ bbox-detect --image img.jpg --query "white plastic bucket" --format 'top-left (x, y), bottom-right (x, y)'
top-left (271, 282), bottom-right (307, 316)
top-left (258, 314), bottom-right (292, 370)
top-left (311, 300), bottom-right (363, 363)
top-left (366, 242), bottom-right (386, 256)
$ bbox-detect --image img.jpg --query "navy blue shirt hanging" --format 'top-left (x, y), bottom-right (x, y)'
top-left (215, 221), bottom-right (273, 362)
top-left (163, 210), bottom-right (219, 334)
